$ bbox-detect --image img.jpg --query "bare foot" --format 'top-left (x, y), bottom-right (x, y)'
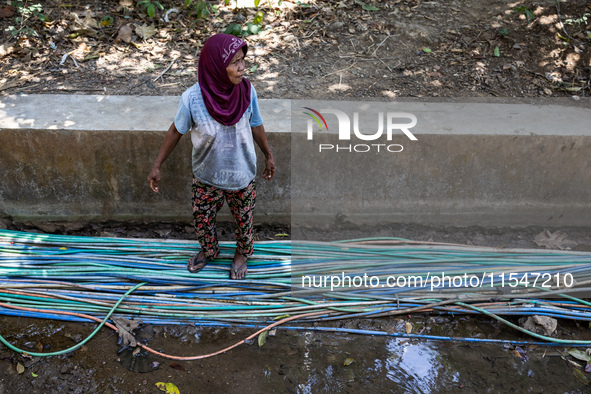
top-left (230, 251), bottom-right (248, 280)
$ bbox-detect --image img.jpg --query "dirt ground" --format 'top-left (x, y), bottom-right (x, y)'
top-left (2, 0), bottom-right (591, 392)
top-left (1, 0), bottom-right (590, 100)
top-left (2, 313), bottom-right (591, 393)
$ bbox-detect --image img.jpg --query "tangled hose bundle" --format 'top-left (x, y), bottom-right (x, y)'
top-left (2, 229), bottom-right (591, 354)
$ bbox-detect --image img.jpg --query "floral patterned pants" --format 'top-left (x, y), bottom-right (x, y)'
top-left (192, 178), bottom-right (256, 259)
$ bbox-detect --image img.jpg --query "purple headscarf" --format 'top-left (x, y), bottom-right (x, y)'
top-left (198, 34), bottom-right (251, 126)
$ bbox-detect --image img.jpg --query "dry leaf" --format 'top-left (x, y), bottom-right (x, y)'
top-left (135, 23), bottom-right (157, 40)
top-left (70, 12), bottom-right (99, 37)
top-left (405, 322), bottom-right (413, 334)
top-left (534, 230), bottom-right (577, 250)
top-left (155, 229), bottom-right (172, 237)
top-left (16, 363), bottom-right (24, 374)
top-left (569, 349), bottom-right (591, 362)
top-left (512, 349), bottom-right (522, 359)
top-left (82, 13), bottom-right (99, 29)
top-left (258, 330), bottom-right (268, 347)
top-left (170, 362), bottom-right (186, 371)
top-left (77, 42), bottom-right (90, 52)
top-left (0, 43), bottom-right (14, 58)
top-left (0, 79), bottom-right (26, 92)
top-left (115, 24), bottom-right (133, 43)
top-left (574, 368), bottom-right (589, 385)
top-left (156, 382), bottom-right (180, 394)
top-left (343, 357), bottom-right (354, 366)
top-left (112, 317), bottom-right (139, 347)
top-left (0, 6), bottom-right (15, 18)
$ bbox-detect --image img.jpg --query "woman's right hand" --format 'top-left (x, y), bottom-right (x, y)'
top-left (147, 167), bottom-right (161, 193)
top-left (148, 122), bottom-right (184, 193)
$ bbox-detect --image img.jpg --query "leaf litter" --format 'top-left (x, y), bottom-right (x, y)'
top-left (0, 0), bottom-right (589, 99)
top-left (534, 230), bottom-right (578, 250)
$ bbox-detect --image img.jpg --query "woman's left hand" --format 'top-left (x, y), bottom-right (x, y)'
top-left (263, 155), bottom-right (276, 180)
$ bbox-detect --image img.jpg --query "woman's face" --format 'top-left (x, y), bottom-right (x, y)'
top-left (226, 50), bottom-right (245, 85)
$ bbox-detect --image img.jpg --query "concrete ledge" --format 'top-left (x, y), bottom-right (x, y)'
top-left (1, 94), bottom-right (590, 227)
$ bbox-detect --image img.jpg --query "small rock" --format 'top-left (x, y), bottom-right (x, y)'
top-left (572, 95), bottom-right (580, 101)
top-left (543, 88), bottom-right (552, 95)
top-left (23, 342), bottom-right (36, 349)
top-left (35, 222), bottom-right (61, 233)
top-left (355, 22), bottom-right (368, 32)
top-left (518, 315), bottom-right (557, 337)
top-left (328, 22), bottom-right (344, 31)
top-left (512, 42), bottom-right (521, 50)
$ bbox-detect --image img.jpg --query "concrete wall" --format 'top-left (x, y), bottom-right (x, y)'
top-left (1, 95), bottom-right (590, 228)
top-left (290, 99), bottom-right (591, 228)
top-left (0, 94), bottom-right (291, 225)
top-left (292, 133), bottom-right (591, 228)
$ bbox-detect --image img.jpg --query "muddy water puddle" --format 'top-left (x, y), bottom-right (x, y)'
top-left (1, 316), bottom-right (590, 393)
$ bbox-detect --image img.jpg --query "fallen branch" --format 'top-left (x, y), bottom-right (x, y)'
top-left (153, 59), bottom-right (176, 82)
top-left (321, 61), bottom-right (357, 79)
top-left (370, 34), bottom-right (390, 58)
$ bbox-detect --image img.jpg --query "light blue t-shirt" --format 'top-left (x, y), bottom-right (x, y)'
top-left (173, 84), bottom-right (263, 190)
top-left (174, 84), bottom-right (263, 134)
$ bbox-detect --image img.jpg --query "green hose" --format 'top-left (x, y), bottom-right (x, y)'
top-left (0, 282), bottom-right (146, 356)
top-left (456, 301), bottom-right (591, 345)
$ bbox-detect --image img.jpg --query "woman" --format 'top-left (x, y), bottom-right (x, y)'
top-left (147, 33), bottom-right (276, 280)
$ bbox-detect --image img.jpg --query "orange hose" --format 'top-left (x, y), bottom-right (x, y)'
top-left (0, 301), bottom-right (328, 360)
top-left (137, 310), bottom-right (328, 360)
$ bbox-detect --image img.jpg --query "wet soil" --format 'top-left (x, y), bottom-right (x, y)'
top-left (2, 313), bottom-right (591, 393)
